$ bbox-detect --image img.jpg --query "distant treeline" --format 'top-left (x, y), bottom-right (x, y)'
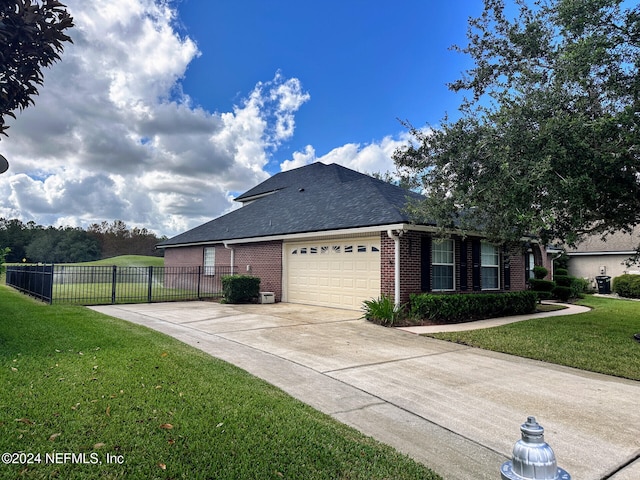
top-left (0, 219), bottom-right (167, 264)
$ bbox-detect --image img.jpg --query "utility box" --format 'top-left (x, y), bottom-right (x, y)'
top-left (259, 292), bottom-right (275, 304)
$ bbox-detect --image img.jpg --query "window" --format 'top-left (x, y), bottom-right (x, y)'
top-left (481, 242), bottom-right (500, 289)
top-left (357, 245), bottom-right (367, 253)
top-left (432, 239), bottom-right (454, 291)
top-left (204, 247), bottom-right (215, 276)
top-left (527, 253), bottom-right (535, 279)
top-left (344, 245), bottom-right (353, 253)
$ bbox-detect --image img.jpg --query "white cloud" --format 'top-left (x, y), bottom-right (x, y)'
top-left (280, 132), bottom-right (413, 177)
top-left (0, 0), bottom-right (310, 237)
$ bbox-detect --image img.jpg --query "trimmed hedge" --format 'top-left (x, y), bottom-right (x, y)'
top-left (529, 279), bottom-right (555, 291)
top-left (533, 266), bottom-right (548, 279)
top-left (221, 275), bottom-right (261, 303)
top-left (409, 291), bottom-right (538, 324)
top-left (613, 274), bottom-right (640, 299)
top-left (551, 285), bottom-right (572, 302)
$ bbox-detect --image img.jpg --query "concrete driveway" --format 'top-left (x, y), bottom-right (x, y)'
top-left (90, 301), bottom-right (640, 480)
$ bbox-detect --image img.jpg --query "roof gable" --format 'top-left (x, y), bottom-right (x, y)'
top-left (159, 162), bottom-right (425, 247)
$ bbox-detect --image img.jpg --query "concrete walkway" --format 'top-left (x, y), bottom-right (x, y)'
top-left (397, 301), bottom-right (591, 334)
top-left (90, 301), bottom-right (640, 480)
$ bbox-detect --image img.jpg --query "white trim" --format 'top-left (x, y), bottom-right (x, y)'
top-left (431, 238), bottom-right (456, 291)
top-left (387, 230), bottom-right (403, 308)
top-left (203, 247), bottom-right (216, 276)
top-left (159, 224), bottom-right (411, 248)
top-left (223, 242), bottom-right (235, 274)
top-left (568, 251), bottom-right (637, 256)
top-left (281, 242), bottom-right (288, 303)
top-left (480, 241), bottom-right (500, 290)
top-left (158, 222), bottom-right (533, 250)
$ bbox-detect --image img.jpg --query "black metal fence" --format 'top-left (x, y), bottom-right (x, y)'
top-left (6, 265), bottom-right (236, 305)
top-left (6, 264), bottom-right (54, 303)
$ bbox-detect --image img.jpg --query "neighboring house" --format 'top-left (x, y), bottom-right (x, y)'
top-left (157, 162), bottom-right (537, 310)
top-left (564, 227), bottom-right (640, 285)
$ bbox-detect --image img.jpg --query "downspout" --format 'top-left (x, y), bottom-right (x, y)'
top-left (386, 229), bottom-right (404, 308)
top-left (224, 242), bottom-right (235, 275)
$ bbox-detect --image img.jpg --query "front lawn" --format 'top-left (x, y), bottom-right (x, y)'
top-left (0, 286), bottom-right (439, 480)
top-left (427, 296), bottom-right (640, 381)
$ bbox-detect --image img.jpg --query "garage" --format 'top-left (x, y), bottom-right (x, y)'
top-left (285, 236), bottom-right (381, 310)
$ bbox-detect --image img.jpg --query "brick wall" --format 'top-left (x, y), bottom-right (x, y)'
top-left (380, 231), bottom-right (422, 304)
top-left (507, 242), bottom-right (528, 291)
top-left (163, 245), bottom-right (206, 267)
top-left (381, 233), bottom-right (395, 300)
top-left (233, 241), bottom-right (283, 301)
top-left (381, 232), bottom-right (529, 304)
top-left (163, 242), bottom-right (283, 301)
top-left (166, 233), bottom-right (528, 306)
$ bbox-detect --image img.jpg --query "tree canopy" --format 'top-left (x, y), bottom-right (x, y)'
top-left (0, 219), bottom-right (166, 263)
top-left (0, 0), bottom-right (74, 138)
top-left (394, 0), bottom-right (640, 247)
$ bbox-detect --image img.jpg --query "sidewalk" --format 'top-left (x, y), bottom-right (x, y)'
top-left (397, 302), bottom-right (591, 334)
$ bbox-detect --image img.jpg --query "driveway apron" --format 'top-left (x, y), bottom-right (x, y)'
top-left (90, 301), bottom-right (640, 480)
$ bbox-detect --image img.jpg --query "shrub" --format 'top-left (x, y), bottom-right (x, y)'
top-left (533, 266), bottom-right (548, 279)
top-left (613, 274), bottom-right (640, 299)
top-left (551, 285), bottom-right (572, 302)
top-left (362, 295), bottom-right (404, 326)
top-left (570, 277), bottom-right (593, 297)
top-left (554, 275), bottom-right (572, 287)
top-left (409, 291), bottom-right (537, 324)
top-left (529, 279), bottom-right (555, 291)
top-left (221, 275), bottom-right (260, 303)
top-left (553, 268), bottom-right (571, 290)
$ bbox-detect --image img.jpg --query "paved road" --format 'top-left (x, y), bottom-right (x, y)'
top-left (90, 301), bottom-right (640, 480)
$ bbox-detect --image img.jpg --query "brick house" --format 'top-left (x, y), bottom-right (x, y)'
top-left (158, 162), bottom-right (539, 310)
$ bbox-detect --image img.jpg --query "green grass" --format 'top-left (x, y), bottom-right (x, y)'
top-left (0, 286), bottom-right (440, 480)
top-left (427, 296), bottom-right (640, 381)
top-left (5, 255), bottom-right (164, 268)
top-left (65, 255), bottom-right (164, 267)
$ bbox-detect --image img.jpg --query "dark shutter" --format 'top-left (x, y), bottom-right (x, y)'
top-left (459, 240), bottom-right (468, 291)
top-left (472, 239), bottom-right (481, 291)
top-left (503, 245), bottom-right (511, 290)
top-left (421, 236), bottom-right (431, 292)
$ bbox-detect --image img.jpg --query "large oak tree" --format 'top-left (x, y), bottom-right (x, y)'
top-left (394, 0), bottom-right (640, 247)
top-left (0, 0), bottom-right (73, 138)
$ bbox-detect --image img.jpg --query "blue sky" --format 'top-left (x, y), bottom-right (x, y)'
top-left (0, 0), bottom-right (484, 236)
top-left (176, 0), bottom-right (482, 173)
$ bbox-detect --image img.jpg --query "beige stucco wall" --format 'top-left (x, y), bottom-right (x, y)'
top-left (568, 254), bottom-right (640, 286)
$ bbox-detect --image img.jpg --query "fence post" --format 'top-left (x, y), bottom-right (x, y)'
top-left (111, 265), bottom-right (117, 304)
top-left (197, 266), bottom-right (202, 299)
top-left (148, 266), bottom-right (153, 303)
top-left (47, 264), bottom-right (54, 304)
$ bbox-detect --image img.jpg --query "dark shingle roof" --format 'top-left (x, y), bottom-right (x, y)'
top-left (158, 162), bottom-right (425, 247)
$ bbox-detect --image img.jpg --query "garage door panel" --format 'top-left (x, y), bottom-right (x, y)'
top-left (286, 236), bottom-right (380, 310)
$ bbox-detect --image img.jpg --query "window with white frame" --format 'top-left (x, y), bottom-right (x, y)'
top-left (432, 239), bottom-right (455, 291)
top-left (481, 242), bottom-right (500, 289)
top-left (204, 247), bottom-right (215, 276)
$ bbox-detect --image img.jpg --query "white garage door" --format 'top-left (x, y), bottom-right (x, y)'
top-left (285, 236), bottom-right (381, 310)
